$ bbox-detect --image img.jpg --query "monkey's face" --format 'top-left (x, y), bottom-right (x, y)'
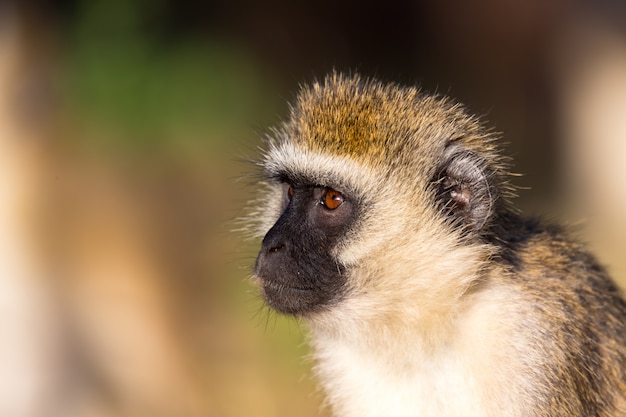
top-left (255, 182), bottom-right (358, 314)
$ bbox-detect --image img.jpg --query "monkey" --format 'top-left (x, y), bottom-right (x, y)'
top-left (248, 72), bottom-right (626, 417)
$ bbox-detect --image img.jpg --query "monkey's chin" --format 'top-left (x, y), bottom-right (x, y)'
top-left (261, 280), bottom-right (323, 315)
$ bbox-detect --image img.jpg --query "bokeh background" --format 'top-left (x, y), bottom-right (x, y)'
top-left (2, 1), bottom-right (625, 416)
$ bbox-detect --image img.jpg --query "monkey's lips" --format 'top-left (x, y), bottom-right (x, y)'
top-left (259, 278), bottom-right (321, 314)
top-left (261, 279), bottom-right (316, 298)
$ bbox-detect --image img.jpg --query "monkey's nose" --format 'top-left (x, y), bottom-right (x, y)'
top-left (260, 223), bottom-right (288, 255)
top-left (254, 235), bottom-right (288, 279)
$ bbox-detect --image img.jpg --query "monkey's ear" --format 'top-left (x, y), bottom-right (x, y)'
top-left (433, 145), bottom-right (496, 233)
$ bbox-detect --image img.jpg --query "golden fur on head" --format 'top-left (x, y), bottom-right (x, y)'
top-left (268, 72), bottom-right (511, 185)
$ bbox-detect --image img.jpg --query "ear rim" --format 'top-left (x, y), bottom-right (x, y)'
top-left (432, 143), bottom-right (498, 234)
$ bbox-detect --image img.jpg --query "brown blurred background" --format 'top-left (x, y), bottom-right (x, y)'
top-left (1, 1), bottom-right (625, 416)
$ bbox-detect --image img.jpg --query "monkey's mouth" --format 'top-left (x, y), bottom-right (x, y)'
top-left (261, 279), bottom-right (316, 294)
top-left (260, 279), bottom-right (323, 314)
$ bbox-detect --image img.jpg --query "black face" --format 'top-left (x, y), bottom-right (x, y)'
top-left (255, 181), bottom-right (357, 315)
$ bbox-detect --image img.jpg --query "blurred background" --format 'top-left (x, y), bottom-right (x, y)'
top-left (1, 1), bottom-right (625, 416)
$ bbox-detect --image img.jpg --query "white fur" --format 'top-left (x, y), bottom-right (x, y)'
top-left (263, 140), bottom-right (384, 200)
top-left (310, 282), bottom-right (537, 417)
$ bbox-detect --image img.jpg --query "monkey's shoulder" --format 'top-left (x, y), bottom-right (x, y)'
top-left (496, 215), bottom-right (621, 298)
top-left (489, 214), bottom-right (626, 364)
top-left (494, 215), bottom-right (619, 290)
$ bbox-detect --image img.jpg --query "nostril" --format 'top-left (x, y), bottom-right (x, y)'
top-left (268, 244), bottom-right (285, 253)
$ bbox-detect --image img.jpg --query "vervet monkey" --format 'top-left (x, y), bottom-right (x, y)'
top-left (250, 73), bottom-right (626, 417)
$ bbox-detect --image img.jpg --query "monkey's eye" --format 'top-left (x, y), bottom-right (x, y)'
top-left (281, 183), bottom-right (295, 208)
top-left (321, 188), bottom-right (344, 210)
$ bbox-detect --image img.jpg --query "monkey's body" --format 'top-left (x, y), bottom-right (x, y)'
top-left (250, 74), bottom-right (626, 416)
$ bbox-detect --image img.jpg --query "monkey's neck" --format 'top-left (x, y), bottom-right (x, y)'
top-left (308, 274), bottom-right (503, 362)
top-left (308, 276), bottom-right (525, 417)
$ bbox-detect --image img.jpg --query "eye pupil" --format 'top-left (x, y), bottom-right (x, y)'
top-left (323, 189), bottom-right (344, 210)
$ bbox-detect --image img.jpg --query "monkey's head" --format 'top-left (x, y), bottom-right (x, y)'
top-left (252, 73), bottom-right (514, 328)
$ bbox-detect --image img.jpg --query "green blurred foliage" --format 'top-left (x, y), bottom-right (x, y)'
top-left (64, 0), bottom-right (278, 149)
